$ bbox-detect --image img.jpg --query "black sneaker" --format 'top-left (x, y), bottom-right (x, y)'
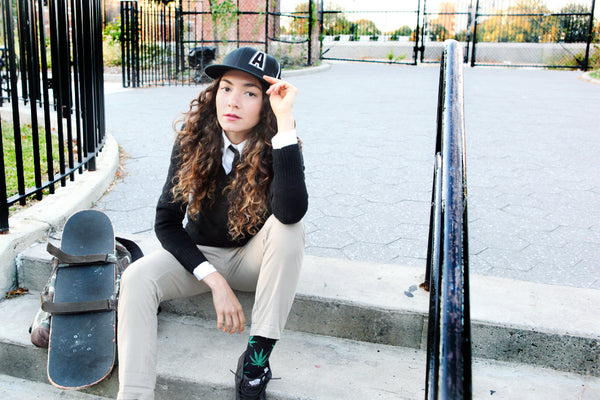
top-left (234, 352), bottom-right (272, 400)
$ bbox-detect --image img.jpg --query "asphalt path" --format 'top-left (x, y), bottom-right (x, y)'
top-left (97, 62), bottom-right (600, 289)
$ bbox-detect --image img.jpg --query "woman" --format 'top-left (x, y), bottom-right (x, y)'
top-left (117, 47), bottom-right (308, 400)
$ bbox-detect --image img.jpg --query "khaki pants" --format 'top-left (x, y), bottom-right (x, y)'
top-left (116, 216), bottom-right (305, 400)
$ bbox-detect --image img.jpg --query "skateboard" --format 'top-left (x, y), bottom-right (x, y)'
top-left (43, 209), bottom-right (117, 389)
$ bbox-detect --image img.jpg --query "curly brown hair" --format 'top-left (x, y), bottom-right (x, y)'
top-left (171, 77), bottom-right (278, 240)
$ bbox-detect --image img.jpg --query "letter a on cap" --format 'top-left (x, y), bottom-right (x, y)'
top-left (249, 51), bottom-right (266, 71)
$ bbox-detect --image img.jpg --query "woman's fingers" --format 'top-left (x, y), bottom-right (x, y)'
top-left (205, 272), bottom-right (245, 334)
top-left (264, 75), bottom-right (297, 97)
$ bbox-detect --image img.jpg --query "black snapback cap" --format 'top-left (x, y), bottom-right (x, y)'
top-left (204, 47), bottom-right (281, 87)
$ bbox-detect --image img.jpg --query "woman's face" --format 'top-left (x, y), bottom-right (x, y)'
top-left (215, 69), bottom-right (264, 144)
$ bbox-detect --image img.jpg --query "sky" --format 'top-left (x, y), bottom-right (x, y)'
top-left (281, 0), bottom-right (599, 33)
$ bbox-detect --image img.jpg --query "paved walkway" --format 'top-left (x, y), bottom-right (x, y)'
top-left (97, 63), bottom-right (600, 289)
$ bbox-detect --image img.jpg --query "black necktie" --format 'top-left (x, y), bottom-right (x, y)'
top-left (229, 144), bottom-right (240, 171)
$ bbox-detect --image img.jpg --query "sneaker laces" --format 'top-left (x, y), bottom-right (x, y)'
top-left (230, 369), bottom-right (281, 382)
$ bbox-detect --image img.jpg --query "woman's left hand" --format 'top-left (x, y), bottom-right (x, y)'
top-left (264, 75), bottom-right (297, 132)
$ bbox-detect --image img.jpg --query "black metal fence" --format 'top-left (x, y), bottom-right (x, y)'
top-left (321, 0), bottom-right (597, 69)
top-left (471, 0), bottom-right (597, 69)
top-left (119, 0), bottom-right (597, 87)
top-left (421, 0), bottom-right (474, 63)
top-left (320, 0), bottom-right (421, 65)
top-left (422, 39), bottom-right (472, 399)
top-left (120, 0), bottom-right (316, 87)
top-left (0, 0), bottom-right (106, 233)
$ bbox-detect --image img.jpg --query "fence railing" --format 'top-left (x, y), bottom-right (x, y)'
top-left (422, 39), bottom-right (472, 399)
top-left (0, 0), bottom-right (106, 233)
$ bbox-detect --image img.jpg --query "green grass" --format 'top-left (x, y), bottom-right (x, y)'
top-left (2, 122), bottom-right (60, 199)
top-left (590, 69), bottom-right (600, 80)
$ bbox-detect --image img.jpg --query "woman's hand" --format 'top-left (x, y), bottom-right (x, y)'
top-left (264, 75), bottom-right (297, 132)
top-left (203, 272), bottom-right (245, 334)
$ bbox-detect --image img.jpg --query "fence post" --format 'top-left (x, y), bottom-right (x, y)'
top-left (176, 0), bottom-right (184, 75)
top-left (583, 0), bottom-right (596, 71)
top-left (0, 118), bottom-right (8, 233)
top-left (470, 0), bottom-right (480, 67)
top-left (416, 0), bottom-right (423, 64)
top-left (5, 0), bottom-right (26, 203)
top-left (121, 1), bottom-right (141, 88)
top-left (265, 0), bottom-right (269, 54)
top-left (307, 0), bottom-right (313, 65)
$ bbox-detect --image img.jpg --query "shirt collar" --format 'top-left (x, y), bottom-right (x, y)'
top-left (222, 131), bottom-right (247, 155)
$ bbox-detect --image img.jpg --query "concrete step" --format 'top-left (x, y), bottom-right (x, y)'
top-left (2, 294), bottom-right (600, 400)
top-left (14, 234), bottom-right (600, 376)
top-left (0, 374), bottom-right (107, 399)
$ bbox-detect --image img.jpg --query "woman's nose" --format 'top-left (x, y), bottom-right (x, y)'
top-left (228, 92), bottom-right (241, 108)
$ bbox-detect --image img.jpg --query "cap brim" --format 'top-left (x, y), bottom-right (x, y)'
top-left (204, 65), bottom-right (269, 86)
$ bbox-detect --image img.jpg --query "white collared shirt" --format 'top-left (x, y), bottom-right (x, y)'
top-left (222, 132), bottom-right (247, 175)
top-left (221, 129), bottom-right (298, 174)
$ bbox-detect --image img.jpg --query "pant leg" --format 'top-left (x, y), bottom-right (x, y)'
top-left (117, 216), bottom-right (304, 398)
top-left (223, 215), bottom-right (305, 339)
top-left (116, 248), bottom-right (210, 400)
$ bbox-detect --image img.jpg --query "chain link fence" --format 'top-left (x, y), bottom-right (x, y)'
top-left (319, 0), bottom-right (421, 64)
top-left (472, 0), bottom-right (597, 69)
top-left (317, 0), bottom-right (596, 69)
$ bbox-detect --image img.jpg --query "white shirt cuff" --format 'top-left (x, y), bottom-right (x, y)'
top-left (193, 261), bottom-right (217, 281)
top-left (271, 129), bottom-right (297, 149)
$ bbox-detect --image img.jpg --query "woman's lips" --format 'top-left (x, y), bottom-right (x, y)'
top-left (224, 113), bottom-right (240, 121)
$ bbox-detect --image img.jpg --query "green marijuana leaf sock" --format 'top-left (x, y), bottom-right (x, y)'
top-left (243, 335), bottom-right (277, 379)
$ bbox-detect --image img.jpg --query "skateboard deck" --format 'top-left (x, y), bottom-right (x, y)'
top-left (46, 209), bottom-right (117, 389)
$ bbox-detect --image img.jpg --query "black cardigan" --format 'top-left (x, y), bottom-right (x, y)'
top-left (154, 140), bottom-right (308, 274)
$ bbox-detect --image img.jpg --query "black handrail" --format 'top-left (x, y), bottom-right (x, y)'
top-left (422, 39), bottom-right (472, 400)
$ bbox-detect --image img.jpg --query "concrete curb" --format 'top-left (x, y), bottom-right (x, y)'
top-left (282, 62), bottom-right (332, 77)
top-left (0, 134), bottom-right (120, 296)
top-left (579, 70), bottom-right (600, 85)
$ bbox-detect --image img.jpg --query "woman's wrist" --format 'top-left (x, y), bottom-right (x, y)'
top-left (202, 270), bottom-right (226, 292)
top-left (276, 113), bottom-right (295, 133)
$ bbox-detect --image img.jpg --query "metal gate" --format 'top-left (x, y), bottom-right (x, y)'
top-left (120, 0), bottom-right (598, 87)
top-left (319, 0), bottom-right (596, 69)
top-left (471, 0), bottom-right (596, 69)
top-left (421, 0), bottom-right (474, 63)
top-left (320, 0), bottom-right (421, 65)
top-left (120, 0), bottom-right (315, 87)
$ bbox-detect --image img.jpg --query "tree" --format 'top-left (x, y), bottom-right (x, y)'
top-left (288, 2), bottom-right (311, 36)
top-left (354, 19), bottom-right (380, 36)
top-left (323, 4), bottom-right (347, 34)
top-left (476, 0), bottom-right (558, 43)
top-left (431, 2), bottom-right (456, 37)
top-left (209, 0), bottom-right (239, 44)
top-left (558, 4), bottom-right (590, 43)
top-left (429, 23), bottom-right (449, 41)
top-left (324, 18), bottom-right (354, 35)
top-left (391, 25), bottom-right (412, 37)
